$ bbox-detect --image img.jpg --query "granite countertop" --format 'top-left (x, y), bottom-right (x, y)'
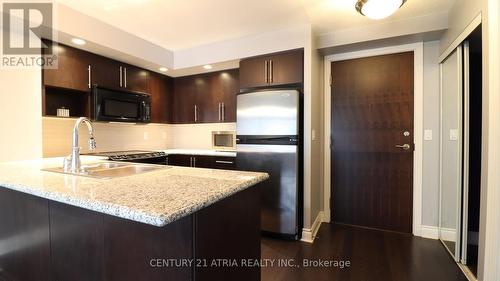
top-left (0, 157), bottom-right (267, 227)
top-left (161, 149), bottom-right (236, 157)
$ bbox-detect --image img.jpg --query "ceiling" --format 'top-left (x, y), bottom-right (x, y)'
top-left (55, 0), bottom-right (455, 51)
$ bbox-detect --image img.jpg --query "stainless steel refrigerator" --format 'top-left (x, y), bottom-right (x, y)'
top-left (236, 89), bottom-right (302, 240)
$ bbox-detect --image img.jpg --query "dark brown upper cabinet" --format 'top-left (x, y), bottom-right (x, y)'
top-left (239, 49), bottom-right (303, 89)
top-left (122, 64), bottom-right (149, 93)
top-left (43, 40), bottom-right (91, 92)
top-left (172, 76), bottom-right (197, 124)
top-left (172, 69), bottom-right (238, 124)
top-left (149, 72), bottom-right (173, 124)
top-left (87, 54), bottom-right (121, 89)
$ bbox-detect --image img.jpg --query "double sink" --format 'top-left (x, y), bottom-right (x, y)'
top-left (43, 162), bottom-right (169, 179)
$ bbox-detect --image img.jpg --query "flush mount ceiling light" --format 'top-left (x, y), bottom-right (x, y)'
top-left (355, 0), bottom-right (407, 20)
top-left (159, 67), bottom-right (168, 72)
top-left (203, 64), bottom-right (213, 70)
top-left (71, 38), bottom-right (86, 45)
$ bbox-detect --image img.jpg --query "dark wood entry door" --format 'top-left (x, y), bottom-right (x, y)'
top-left (330, 52), bottom-right (414, 233)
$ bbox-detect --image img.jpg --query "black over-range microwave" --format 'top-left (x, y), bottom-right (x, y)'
top-left (92, 86), bottom-right (151, 123)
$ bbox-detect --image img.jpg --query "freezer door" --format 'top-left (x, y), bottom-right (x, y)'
top-left (237, 90), bottom-right (299, 136)
top-left (236, 144), bottom-right (298, 236)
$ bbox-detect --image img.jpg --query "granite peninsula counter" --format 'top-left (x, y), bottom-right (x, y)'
top-left (0, 157), bottom-right (268, 281)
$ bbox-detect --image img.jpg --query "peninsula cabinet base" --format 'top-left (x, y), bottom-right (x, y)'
top-left (0, 186), bottom-right (261, 281)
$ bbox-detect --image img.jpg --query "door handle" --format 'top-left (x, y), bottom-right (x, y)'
top-left (194, 105), bottom-right (198, 122)
top-left (264, 60), bottom-right (269, 83)
top-left (119, 66), bottom-right (123, 87)
top-left (218, 102), bottom-right (221, 121)
top-left (88, 65), bottom-right (91, 88)
top-left (215, 160), bottom-right (234, 164)
top-left (395, 144), bottom-right (411, 150)
top-left (269, 59), bottom-right (273, 83)
top-left (124, 67), bottom-right (127, 88)
top-left (221, 102), bottom-right (225, 122)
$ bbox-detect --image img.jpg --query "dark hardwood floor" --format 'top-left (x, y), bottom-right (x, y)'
top-left (261, 223), bottom-right (468, 281)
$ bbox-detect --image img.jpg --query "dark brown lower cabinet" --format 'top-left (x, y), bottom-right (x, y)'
top-left (166, 154), bottom-right (193, 167)
top-left (0, 185), bottom-right (260, 281)
top-left (167, 154), bottom-right (236, 170)
top-left (0, 189), bottom-right (50, 281)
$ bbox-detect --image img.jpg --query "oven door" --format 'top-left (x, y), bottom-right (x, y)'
top-left (93, 87), bottom-right (150, 123)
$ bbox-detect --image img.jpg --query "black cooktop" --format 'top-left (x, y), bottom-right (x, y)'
top-left (90, 150), bottom-right (166, 161)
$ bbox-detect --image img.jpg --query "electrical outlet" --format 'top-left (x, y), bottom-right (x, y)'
top-left (143, 132), bottom-right (149, 140)
top-left (162, 132), bottom-right (167, 139)
top-left (424, 130), bottom-right (433, 141)
top-left (449, 129), bottom-right (458, 141)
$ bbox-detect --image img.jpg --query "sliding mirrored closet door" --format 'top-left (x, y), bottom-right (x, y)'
top-left (439, 25), bottom-right (482, 277)
top-left (439, 45), bottom-right (463, 261)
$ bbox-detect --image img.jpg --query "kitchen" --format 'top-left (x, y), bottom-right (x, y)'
top-left (1, 0), bottom-right (500, 281)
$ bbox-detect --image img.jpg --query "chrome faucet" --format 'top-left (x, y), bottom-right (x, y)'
top-left (63, 117), bottom-right (97, 173)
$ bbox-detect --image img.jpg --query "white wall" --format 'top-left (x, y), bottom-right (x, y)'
top-left (174, 24), bottom-right (309, 69)
top-left (318, 12), bottom-right (448, 49)
top-left (422, 41), bottom-right (441, 227)
top-left (0, 68), bottom-right (43, 162)
top-left (0, 25), bottom-right (42, 162)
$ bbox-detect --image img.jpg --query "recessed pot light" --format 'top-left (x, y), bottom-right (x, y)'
top-left (355, 0), bottom-right (407, 20)
top-left (159, 67), bottom-right (168, 72)
top-left (203, 64), bottom-right (213, 70)
top-left (71, 38), bottom-right (86, 45)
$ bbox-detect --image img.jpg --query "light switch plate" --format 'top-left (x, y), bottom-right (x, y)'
top-left (312, 130), bottom-right (316, 141)
top-left (449, 129), bottom-right (459, 141)
top-left (424, 130), bottom-right (433, 141)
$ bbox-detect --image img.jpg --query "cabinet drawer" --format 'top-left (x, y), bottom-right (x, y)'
top-left (196, 156), bottom-right (236, 170)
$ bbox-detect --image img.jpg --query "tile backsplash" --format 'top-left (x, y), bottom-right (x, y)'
top-left (42, 117), bottom-right (236, 157)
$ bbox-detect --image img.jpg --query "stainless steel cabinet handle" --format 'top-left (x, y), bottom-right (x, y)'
top-left (264, 60), bottom-right (268, 83)
top-left (119, 66), bottom-right (123, 87)
top-left (88, 65), bottom-right (91, 88)
top-left (218, 102), bottom-right (221, 121)
top-left (193, 157), bottom-right (196, 167)
top-left (269, 60), bottom-right (273, 83)
top-left (215, 160), bottom-right (234, 164)
top-left (222, 103), bottom-right (225, 122)
top-left (124, 67), bottom-right (127, 88)
top-left (190, 157), bottom-right (193, 167)
top-left (395, 144), bottom-right (411, 150)
top-left (194, 105), bottom-right (198, 122)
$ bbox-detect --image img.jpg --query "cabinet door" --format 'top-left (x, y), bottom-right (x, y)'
top-left (268, 50), bottom-right (303, 86)
top-left (194, 74), bottom-right (219, 123)
top-left (123, 65), bottom-right (149, 93)
top-left (172, 77), bottom-right (196, 123)
top-left (239, 56), bottom-right (269, 89)
top-left (216, 69), bottom-right (239, 123)
top-left (149, 72), bottom-right (173, 123)
top-left (167, 154), bottom-right (192, 167)
top-left (43, 41), bottom-right (91, 92)
top-left (88, 54), bottom-right (121, 89)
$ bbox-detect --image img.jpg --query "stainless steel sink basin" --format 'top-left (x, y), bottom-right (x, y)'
top-left (43, 162), bottom-right (169, 179)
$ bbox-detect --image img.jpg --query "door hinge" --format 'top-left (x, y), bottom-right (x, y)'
top-left (330, 75), bottom-right (334, 86)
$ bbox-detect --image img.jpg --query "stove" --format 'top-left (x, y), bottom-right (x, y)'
top-left (91, 150), bottom-right (167, 164)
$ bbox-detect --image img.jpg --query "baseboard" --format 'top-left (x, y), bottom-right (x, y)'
top-left (440, 227), bottom-right (457, 242)
top-left (420, 225), bottom-right (439, 239)
top-left (301, 211), bottom-right (324, 243)
top-left (419, 225), bottom-right (456, 242)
